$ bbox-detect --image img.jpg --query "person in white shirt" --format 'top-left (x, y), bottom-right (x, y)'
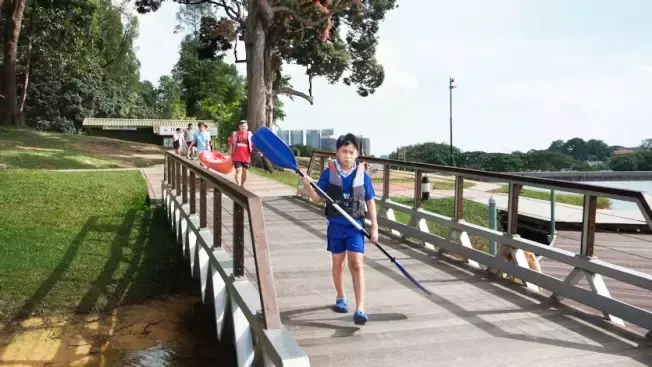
top-left (173, 128), bottom-right (185, 155)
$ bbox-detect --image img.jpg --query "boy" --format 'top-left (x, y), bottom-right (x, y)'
top-left (228, 120), bottom-right (257, 186)
top-left (188, 123), bottom-right (212, 157)
top-left (300, 134), bottom-right (378, 325)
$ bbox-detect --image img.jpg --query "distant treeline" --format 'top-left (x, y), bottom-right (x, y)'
top-left (389, 138), bottom-right (652, 172)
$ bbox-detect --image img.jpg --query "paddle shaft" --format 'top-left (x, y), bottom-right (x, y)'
top-left (297, 170), bottom-right (396, 262)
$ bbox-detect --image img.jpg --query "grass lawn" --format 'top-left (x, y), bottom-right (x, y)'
top-left (250, 167), bottom-right (475, 192)
top-left (0, 170), bottom-right (191, 326)
top-left (390, 197), bottom-right (500, 253)
top-left (489, 184), bottom-right (611, 209)
top-left (0, 127), bottom-right (165, 169)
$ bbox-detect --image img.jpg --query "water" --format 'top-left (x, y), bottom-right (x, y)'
top-left (581, 181), bottom-right (652, 210)
top-left (524, 180), bottom-right (652, 211)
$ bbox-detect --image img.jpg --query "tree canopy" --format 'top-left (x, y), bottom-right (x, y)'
top-left (134, 0), bottom-right (398, 130)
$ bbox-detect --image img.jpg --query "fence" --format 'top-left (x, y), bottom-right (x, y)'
top-left (163, 152), bottom-right (309, 367)
top-left (301, 151), bottom-right (652, 335)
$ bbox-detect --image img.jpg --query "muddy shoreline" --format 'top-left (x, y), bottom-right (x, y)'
top-left (0, 293), bottom-right (230, 366)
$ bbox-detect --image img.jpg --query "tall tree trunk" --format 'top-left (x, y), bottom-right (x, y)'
top-left (3, 0), bottom-right (27, 126)
top-left (19, 35), bottom-right (31, 114)
top-left (245, 1), bottom-right (267, 133)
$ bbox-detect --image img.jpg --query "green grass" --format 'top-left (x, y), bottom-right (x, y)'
top-left (249, 167), bottom-right (304, 187)
top-left (0, 170), bottom-right (191, 326)
top-left (250, 167), bottom-right (475, 192)
top-left (489, 185), bottom-right (611, 209)
top-left (390, 197), bottom-right (500, 253)
top-left (0, 127), bottom-right (165, 169)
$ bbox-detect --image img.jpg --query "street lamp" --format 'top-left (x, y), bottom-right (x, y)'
top-left (449, 77), bottom-right (456, 166)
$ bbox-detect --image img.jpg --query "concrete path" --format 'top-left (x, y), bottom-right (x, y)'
top-left (139, 161), bottom-right (296, 201)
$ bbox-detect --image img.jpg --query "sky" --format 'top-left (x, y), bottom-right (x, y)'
top-left (131, 0), bottom-right (652, 156)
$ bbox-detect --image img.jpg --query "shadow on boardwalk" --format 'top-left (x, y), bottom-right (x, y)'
top-left (264, 196), bottom-right (652, 367)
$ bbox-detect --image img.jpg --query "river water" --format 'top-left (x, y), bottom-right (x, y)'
top-left (524, 180), bottom-right (652, 211)
top-left (582, 180), bottom-right (652, 210)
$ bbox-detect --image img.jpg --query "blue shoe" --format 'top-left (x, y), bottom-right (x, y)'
top-left (333, 298), bottom-right (348, 313)
top-left (353, 310), bottom-right (368, 325)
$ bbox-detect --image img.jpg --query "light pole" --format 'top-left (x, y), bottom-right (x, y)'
top-left (449, 77), bottom-right (456, 166)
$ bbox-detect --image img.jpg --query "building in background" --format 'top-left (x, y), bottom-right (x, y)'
top-left (356, 135), bottom-right (371, 156)
top-left (277, 129), bottom-right (290, 146)
top-left (82, 118), bottom-right (216, 147)
top-left (289, 130), bottom-right (304, 146)
top-left (321, 128), bottom-right (334, 137)
top-left (320, 136), bottom-right (337, 152)
top-left (305, 130), bottom-right (321, 149)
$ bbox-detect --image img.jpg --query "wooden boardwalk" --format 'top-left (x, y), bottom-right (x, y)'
top-left (150, 165), bottom-right (652, 366)
top-left (209, 200), bottom-right (651, 365)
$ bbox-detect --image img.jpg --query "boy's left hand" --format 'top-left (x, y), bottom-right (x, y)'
top-left (369, 224), bottom-right (379, 243)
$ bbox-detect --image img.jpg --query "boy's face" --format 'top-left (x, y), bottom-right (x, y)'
top-left (239, 122), bottom-right (248, 131)
top-left (336, 144), bottom-right (358, 166)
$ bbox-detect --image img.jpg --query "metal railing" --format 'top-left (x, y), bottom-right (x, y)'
top-left (163, 152), bottom-right (309, 366)
top-left (302, 151), bottom-right (652, 335)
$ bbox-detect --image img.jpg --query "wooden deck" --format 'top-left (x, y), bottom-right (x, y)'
top-left (198, 189), bottom-right (652, 366)
top-left (149, 161), bottom-right (652, 366)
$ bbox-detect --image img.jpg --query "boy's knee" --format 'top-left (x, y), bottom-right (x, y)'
top-left (347, 254), bottom-right (364, 272)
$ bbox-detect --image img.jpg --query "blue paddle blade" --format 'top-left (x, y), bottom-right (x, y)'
top-left (251, 127), bottom-right (300, 172)
top-left (394, 259), bottom-right (433, 296)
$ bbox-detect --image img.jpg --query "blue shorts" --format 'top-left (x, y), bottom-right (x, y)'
top-left (327, 230), bottom-right (365, 254)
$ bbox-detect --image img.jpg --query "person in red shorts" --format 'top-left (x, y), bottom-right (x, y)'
top-left (228, 120), bottom-right (259, 187)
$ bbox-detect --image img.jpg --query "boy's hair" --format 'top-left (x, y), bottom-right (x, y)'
top-left (336, 133), bottom-right (359, 151)
top-left (176, 128), bottom-right (181, 132)
top-left (187, 123), bottom-right (193, 128)
top-left (239, 120), bottom-right (247, 126)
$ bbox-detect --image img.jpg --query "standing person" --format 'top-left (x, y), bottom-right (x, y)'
top-left (299, 134), bottom-right (378, 325)
top-left (184, 123), bottom-right (195, 159)
top-left (188, 123), bottom-right (212, 158)
top-left (228, 120), bottom-right (257, 186)
top-left (173, 128), bottom-right (184, 155)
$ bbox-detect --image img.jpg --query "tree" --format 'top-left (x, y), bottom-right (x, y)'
top-left (585, 139), bottom-right (611, 161)
top-left (135, 0), bottom-right (398, 132)
top-left (2, 0), bottom-right (28, 125)
top-left (609, 154), bottom-right (639, 171)
top-left (640, 138), bottom-right (652, 150)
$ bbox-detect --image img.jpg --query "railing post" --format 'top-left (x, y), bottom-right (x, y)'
top-left (199, 178), bottom-right (207, 228)
top-left (548, 189), bottom-right (557, 243)
top-left (489, 196), bottom-right (497, 255)
top-left (189, 171), bottom-right (196, 214)
top-left (175, 161), bottom-right (181, 193)
top-left (382, 165), bottom-right (390, 199)
top-left (233, 202), bottom-right (245, 277)
top-left (182, 166), bottom-right (188, 204)
top-left (581, 195), bottom-right (597, 257)
top-left (454, 176), bottom-right (464, 219)
top-left (319, 156), bottom-right (325, 173)
top-left (507, 183), bottom-right (522, 234)
top-left (169, 158), bottom-right (175, 188)
top-left (414, 170), bottom-right (423, 208)
top-left (164, 154), bottom-right (168, 182)
top-left (213, 188), bottom-right (222, 248)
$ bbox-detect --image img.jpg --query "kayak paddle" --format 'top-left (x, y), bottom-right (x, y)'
top-left (251, 126), bottom-right (432, 296)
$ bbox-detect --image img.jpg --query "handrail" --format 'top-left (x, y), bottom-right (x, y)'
top-left (163, 152), bottom-right (309, 366)
top-left (301, 150), bottom-right (652, 334)
top-left (306, 150), bottom-right (652, 231)
top-left (165, 152), bottom-right (280, 328)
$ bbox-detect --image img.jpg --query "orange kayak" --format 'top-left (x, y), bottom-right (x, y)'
top-left (198, 151), bottom-right (234, 174)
